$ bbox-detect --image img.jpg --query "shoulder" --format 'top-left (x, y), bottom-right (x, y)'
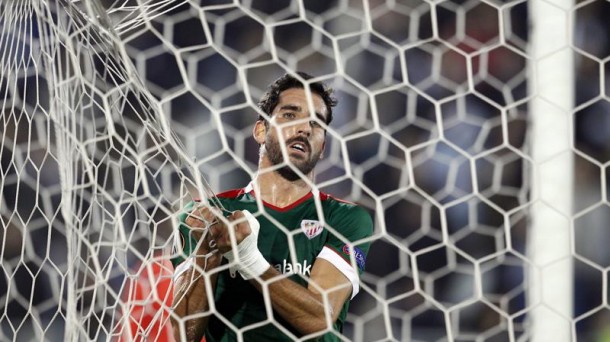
top-left (321, 192), bottom-right (367, 214)
top-left (215, 188), bottom-right (246, 199)
top-left (189, 188), bottom-right (246, 204)
top-left (190, 188), bottom-right (246, 202)
top-left (320, 192), bottom-right (373, 231)
top-left (209, 187), bottom-right (255, 212)
top-left (197, 188), bottom-right (249, 207)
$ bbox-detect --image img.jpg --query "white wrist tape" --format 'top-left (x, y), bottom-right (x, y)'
top-left (223, 210), bottom-right (268, 280)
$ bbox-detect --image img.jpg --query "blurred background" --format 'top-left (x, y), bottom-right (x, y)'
top-left (1, 0), bottom-right (610, 341)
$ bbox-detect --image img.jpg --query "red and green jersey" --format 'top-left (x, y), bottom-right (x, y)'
top-left (172, 183), bottom-right (373, 341)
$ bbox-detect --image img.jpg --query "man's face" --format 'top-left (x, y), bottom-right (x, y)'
top-left (264, 88), bottom-right (328, 180)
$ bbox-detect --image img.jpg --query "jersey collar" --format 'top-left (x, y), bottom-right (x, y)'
top-left (245, 181), bottom-right (320, 212)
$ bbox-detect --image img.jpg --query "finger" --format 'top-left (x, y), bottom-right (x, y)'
top-left (186, 210), bottom-right (210, 227)
top-left (187, 206), bottom-right (220, 228)
top-left (208, 220), bottom-right (227, 241)
top-left (226, 211), bottom-right (247, 230)
top-left (185, 214), bottom-right (205, 228)
top-left (229, 210), bottom-right (245, 221)
top-left (228, 211), bottom-right (252, 238)
top-left (195, 207), bottom-right (217, 223)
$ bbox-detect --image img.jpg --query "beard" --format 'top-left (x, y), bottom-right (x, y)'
top-left (265, 134), bottom-right (322, 181)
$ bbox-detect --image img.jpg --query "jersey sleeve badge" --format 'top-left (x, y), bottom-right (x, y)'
top-left (342, 244), bottom-right (367, 271)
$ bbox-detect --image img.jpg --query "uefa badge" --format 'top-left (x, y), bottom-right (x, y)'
top-left (300, 220), bottom-right (324, 239)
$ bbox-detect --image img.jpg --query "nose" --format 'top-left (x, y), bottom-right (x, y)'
top-left (295, 120), bottom-right (312, 136)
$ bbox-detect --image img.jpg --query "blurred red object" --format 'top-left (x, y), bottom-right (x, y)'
top-left (116, 256), bottom-right (205, 342)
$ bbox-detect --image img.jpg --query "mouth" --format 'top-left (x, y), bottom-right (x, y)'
top-left (288, 139), bottom-right (310, 155)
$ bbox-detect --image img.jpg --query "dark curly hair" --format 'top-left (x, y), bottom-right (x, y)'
top-left (257, 72), bottom-right (337, 125)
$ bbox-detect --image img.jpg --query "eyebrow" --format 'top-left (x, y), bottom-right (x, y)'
top-left (279, 104), bottom-right (327, 123)
top-left (279, 104), bottom-right (302, 112)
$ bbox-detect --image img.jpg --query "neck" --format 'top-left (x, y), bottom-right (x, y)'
top-left (253, 158), bottom-right (314, 208)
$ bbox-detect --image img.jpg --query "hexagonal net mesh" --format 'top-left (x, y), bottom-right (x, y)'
top-left (1, 0), bottom-right (608, 341)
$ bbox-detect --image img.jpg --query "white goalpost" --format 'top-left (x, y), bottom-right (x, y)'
top-left (0, 0), bottom-right (605, 341)
top-left (528, 0), bottom-right (574, 340)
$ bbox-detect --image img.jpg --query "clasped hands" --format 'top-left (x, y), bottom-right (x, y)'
top-left (185, 206), bottom-right (251, 254)
top-left (185, 205), bottom-right (268, 279)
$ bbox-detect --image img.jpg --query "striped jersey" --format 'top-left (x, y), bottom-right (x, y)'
top-left (172, 183), bottom-right (373, 341)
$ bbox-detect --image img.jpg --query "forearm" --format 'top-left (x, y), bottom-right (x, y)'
top-left (250, 267), bottom-right (331, 335)
top-left (216, 211), bottom-right (343, 335)
top-left (172, 256), bottom-right (219, 342)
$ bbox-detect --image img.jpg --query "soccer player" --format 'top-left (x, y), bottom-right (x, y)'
top-left (171, 72), bottom-right (373, 341)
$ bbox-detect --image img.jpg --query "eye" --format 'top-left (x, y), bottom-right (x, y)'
top-left (310, 120), bottom-right (322, 128)
top-left (282, 112), bottom-right (296, 120)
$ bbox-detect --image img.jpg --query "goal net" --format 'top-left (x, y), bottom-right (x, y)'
top-left (0, 0), bottom-right (607, 341)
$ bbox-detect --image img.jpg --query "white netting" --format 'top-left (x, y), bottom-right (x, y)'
top-left (1, 0), bottom-right (609, 341)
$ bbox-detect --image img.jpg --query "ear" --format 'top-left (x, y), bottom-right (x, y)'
top-left (253, 120), bottom-right (266, 145)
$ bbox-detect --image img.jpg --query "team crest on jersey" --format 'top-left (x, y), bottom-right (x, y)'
top-left (300, 220), bottom-right (323, 239)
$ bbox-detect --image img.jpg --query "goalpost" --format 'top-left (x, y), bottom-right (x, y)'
top-left (528, 0), bottom-right (573, 340)
top-left (0, 0), bottom-right (602, 341)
